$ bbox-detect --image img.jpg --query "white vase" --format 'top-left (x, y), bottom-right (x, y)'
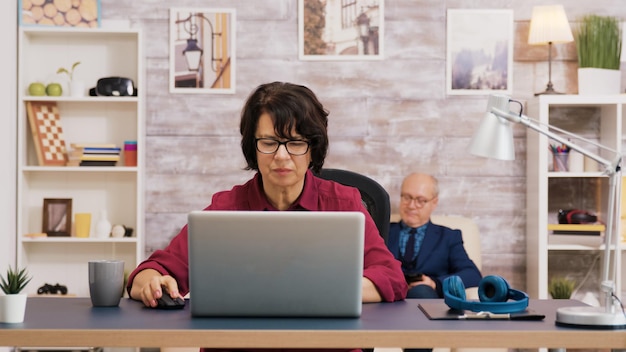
top-left (577, 68), bottom-right (621, 95)
top-left (95, 210), bottom-right (112, 239)
top-left (0, 293), bottom-right (28, 323)
top-left (70, 81), bottom-right (86, 97)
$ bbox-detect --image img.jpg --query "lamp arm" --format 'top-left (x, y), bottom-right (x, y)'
top-left (491, 107), bottom-right (617, 174)
top-left (492, 105), bottom-right (624, 312)
top-left (602, 171), bottom-right (620, 312)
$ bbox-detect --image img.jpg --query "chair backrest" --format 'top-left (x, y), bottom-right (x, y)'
top-left (317, 168), bottom-right (391, 243)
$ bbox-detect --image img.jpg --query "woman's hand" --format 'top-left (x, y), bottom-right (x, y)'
top-left (361, 277), bottom-right (382, 303)
top-left (129, 269), bottom-right (183, 307)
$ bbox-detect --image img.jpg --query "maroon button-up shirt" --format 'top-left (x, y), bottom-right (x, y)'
top-left (127, 169), bottom-right (407, 302)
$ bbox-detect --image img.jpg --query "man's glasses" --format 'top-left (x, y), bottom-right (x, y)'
top-left (255, 138), bottom-right (310, 156)
top-left (400, 194), bottom-right (436, 207)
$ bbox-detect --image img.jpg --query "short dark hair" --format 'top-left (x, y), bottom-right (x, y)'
top-left (240, 82), bottom-right (329, 173)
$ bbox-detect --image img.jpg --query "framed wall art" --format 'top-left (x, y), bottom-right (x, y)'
top-left (20, 0), bottom-right (101, 27)
top-left (43, 198), bottom-right (72, 237)
top-left (446, 9), bottom-right (513, 95)
top-left (169, 8), bottom-right (236, 94)
top-left (299, 0), bottom-right (384, 61)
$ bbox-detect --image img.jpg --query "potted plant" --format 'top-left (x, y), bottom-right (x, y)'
top-left (0, 265), bottom-right (32, 323)
top-left (548, 277), bottom-right (575, 299)
top-left (57, 61), bottom-right (84, 97)
top-left (574, 15), bottom-right (622, 95)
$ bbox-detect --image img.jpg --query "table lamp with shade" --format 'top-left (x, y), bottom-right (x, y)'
top-left (528, 5), bottom-right (574, 96)
top-left (469, 94), bottom-right (626, 329)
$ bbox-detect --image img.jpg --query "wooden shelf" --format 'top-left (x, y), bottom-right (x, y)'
top-left (547, 223), bottom-right (605, 232)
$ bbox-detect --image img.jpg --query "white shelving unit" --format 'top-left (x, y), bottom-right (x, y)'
top-left (526, 94), bottom-right (626, 301)
top-left (17, 27), bottom-right (145, 297)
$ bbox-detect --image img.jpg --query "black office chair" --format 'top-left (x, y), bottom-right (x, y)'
top-left (317, 168), bottom-right (391, 244)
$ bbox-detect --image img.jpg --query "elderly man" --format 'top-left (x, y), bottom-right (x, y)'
top-left (388, 173), bottom-right (482, 298)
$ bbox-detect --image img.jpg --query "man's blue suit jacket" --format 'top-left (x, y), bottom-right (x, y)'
top-left (388, 220), bottom-right (482, 297)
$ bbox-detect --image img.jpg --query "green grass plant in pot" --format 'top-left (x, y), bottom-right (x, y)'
top-left (0, 265), bottom-right (32, 323)
top-left (548, 276), bottom-right (575, 299)
top-left (574, 14), bottom-right (622, 95)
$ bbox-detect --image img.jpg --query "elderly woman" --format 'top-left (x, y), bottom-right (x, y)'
top-left (127, 81), bottom-right (407, 309)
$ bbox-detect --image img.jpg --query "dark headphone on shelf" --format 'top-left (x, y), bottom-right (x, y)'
top-left (443, 275), bottom-right (529, 314)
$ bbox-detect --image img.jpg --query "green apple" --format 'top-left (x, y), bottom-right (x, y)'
top-left (46, 83), bottom-right (63, 96)
top-left (28, 82), bottom-right (46, 96)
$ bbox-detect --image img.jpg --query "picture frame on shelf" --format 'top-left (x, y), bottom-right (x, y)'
top-left (298, 0), bottom-right (384, 61)
top-left (19, 0), bottom-right (101, 28)
top-left (42, 198), bottom-right (72, 237)
top-left (446, 9), bottom-right (513, 95)
top-left (169, 7), bottom-right (236, 94)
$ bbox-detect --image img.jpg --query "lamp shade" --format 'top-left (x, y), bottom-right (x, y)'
top-left (469, 95), bottom-right (515, 160)
top-left (528, 5), bottom-right (574, 45)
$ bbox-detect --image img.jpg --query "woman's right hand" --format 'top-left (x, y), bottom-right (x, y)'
top-left (129, 269), bottom-right (183, 308)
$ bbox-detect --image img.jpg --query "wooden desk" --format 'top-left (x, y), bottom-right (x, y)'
top-left (0, 297), bottom-right (625, 349)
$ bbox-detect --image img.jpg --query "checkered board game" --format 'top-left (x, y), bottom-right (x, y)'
top-left (26, 101), bottom-right (68, 166)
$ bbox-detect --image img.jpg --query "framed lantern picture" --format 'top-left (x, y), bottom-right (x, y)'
top-left (169, 8), bottom-right (237, 94)
top-left (42, 198), bottom-right (73, 237)
top-left (446, 9), bottom-right (514, 95)
top-left (299, 0), bottom-right (384, 60)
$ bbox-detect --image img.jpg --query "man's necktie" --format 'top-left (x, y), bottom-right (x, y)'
top-left (403, 228), bottom-right (417, 264)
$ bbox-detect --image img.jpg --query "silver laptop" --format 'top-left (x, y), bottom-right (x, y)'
top-left (187, 210), bottom-right (365, 318)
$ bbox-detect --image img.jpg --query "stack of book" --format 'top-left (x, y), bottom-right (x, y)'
top-left (67, 143), bottom-right (121, 167)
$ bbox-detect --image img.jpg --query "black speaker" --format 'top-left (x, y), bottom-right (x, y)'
top-left (443, 275), bottom-right (529, 313)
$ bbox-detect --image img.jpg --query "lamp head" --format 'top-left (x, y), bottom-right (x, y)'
top-left (528, 5), bottom-right (574, 45)
top-left (469, 94), bottom-right (515, 160)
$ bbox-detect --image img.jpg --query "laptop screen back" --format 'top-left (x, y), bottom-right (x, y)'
top-left (187, 210), bottom-right (365, 317)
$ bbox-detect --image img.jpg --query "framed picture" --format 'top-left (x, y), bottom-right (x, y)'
top-left (169, 8), bottom-right (236, 94)
top-left (299, 0), bottom-right (384, 61)
top-left (446, 9), bottom-right (513, 95)
top-left (19, 0), bottom-right (101, 27)
top-left (43, 198), bottom-right (72, 237)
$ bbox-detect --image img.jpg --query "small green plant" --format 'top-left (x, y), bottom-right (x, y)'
top-left (575, 15), bottom-right (622, 70)
top-left (0, 266), bottom-right (32, 294)
top-left (549, 277), bottom-right (575, 299)
top-left (57, 61), bottom-right (81, 81)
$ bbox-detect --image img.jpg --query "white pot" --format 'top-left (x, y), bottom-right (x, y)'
top-left (70, 80), bottom-right (86, 97)
top-left (577, 68), bottom-right (621, 95)
top-left (0, 293), bottom-right (28, 323)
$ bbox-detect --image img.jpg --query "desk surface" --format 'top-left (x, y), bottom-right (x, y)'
top-left (0, 297), bottom-right (625, 349)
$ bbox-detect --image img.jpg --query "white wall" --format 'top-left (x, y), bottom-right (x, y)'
top-left (0, 0), bottom-right (17, 271)
top-left (0, 5), bottom-right (17, 352)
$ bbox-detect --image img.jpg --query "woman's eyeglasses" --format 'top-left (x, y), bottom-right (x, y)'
top-left (255, 138), bottom-right (310, 156)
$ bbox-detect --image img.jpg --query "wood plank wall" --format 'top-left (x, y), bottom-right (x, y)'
top-left (100, 0), bottom-right (626, 292)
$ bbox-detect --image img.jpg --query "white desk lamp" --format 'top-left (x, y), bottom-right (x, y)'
top-left (469, 94), bottom-right (626, 329)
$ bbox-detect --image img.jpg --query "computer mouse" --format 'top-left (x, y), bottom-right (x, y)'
top-left (156, 289), bottom-right (185, 310)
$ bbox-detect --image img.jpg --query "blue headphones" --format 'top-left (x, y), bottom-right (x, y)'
top-left (443, 275), bottom-right (529, 314)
